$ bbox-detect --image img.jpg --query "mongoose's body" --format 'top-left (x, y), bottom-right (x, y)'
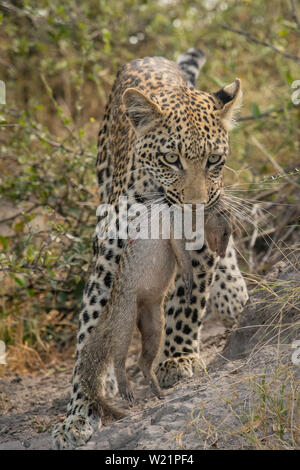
top-left (79, 208), bottom-right (232, 419)
top-left (79, 237), bottom-right (192, 417)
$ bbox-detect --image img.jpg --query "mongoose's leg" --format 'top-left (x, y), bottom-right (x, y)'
top-left (138, 303), bottom-right (165, 399)
top-left (113, 296), bottom-right (137, 404)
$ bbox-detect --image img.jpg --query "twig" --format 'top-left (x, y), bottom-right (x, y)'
top-left (249, 205), bottom-right (260, 272)
top-left (40, 73), bottom-right (78, 143)
top-left (30, 127), bottom-right (95, 159)
top-left (0, 1), bottom-right (28, 16)
top-left (242, 227), bottom-right (276, 243)
top-left (251, 186), bottom-right (288, 201)
top-left (0, 264), bottom-right (44, 274)
top-left (0, 203), bottom-right (40, 224)
top-left (0, 1), bottom-right (39, 27)
top-left (278, 225), bottom-right (297, 244)
top-left (69, 178), bottom-right (96, 197)
top-left (0, 57), bottom-right (16, 73)
top-left (237, 107), bottom-right (285, 122)
top-left (260, 207), bottom-right (299, 266)
top-left (252, 136), bottom-right (285, 176)
top-left (30, 128), bottom-right (75, 154)
top-left (251, 136), bottom-right (297, 187)
top-left (2, 108), bottom-right (95, 159)
top-left (221, 24), bottom-right (300, 63)
top-left (290, 0), bottom-right (300, 30)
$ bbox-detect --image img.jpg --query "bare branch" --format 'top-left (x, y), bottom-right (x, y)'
top-left (0, 1), bottom-right (39, 27)
top-left (221, 24), bottom-right (300, 63)
top-left (2, 108), bottom-right (95, 158)
top-left (237, 107), bottom-right (285, 122)
top-left (0, 203), bottom-right (40, 224)
top-left (290, 0), bottom-right (300, 30)
top-left (251, 136), bottom-right (298, 188)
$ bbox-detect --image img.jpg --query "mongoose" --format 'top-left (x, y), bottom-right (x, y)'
top-left (79, 237), bottom-right (193, 418)
top-left (205, 209), bottom-right (232, 258)
top-left (79, 210), bottom-right (231, 419)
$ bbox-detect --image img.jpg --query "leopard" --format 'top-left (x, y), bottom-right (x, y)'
top-left (52, 48), bottom-right (248, 449)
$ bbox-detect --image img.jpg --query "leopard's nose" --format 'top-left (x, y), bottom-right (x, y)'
top-left (185, 200), bottom-right (208, 209)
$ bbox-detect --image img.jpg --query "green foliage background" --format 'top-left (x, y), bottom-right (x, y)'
top-left (0, 0), bottom-right (299, 371)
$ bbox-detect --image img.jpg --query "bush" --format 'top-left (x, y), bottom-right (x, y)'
top-left (0, 0), bottom-right (299, 372)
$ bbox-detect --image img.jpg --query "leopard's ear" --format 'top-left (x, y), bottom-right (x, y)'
top-left (122, 88), bottom-right (162, 134)
top-left (214, 78), bottom-right (242, 131)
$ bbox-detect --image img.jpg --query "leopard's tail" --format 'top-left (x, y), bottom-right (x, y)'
top-left (177, 48), bottom-right (206, 88)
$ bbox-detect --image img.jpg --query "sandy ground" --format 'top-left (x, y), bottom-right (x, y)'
top-left (0, 316), bottom-right (227, 450)
top-left (1, 255), bottom-right (299, 451)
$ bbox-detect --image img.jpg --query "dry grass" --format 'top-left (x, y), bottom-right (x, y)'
top-left (184, 357), bottom-right (300, 450)
top-left (180, 273), bottom-right (300, 450)
top-left (0, 300), bottom-right (76, 376)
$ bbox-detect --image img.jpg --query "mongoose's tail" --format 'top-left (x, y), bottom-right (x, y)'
top-left (177, 48), bottom-right (206, 88)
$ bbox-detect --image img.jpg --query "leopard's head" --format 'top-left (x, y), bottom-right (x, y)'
top-left (123, 79), bottom-right (242, 209)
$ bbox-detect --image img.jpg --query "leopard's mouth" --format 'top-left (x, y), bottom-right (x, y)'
top-left (204, 192), bottom-right (221, 211)
top-left (160, 188), bottom-right (221, 210)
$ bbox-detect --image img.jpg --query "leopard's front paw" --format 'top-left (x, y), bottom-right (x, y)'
top-left (155, 354), bottom-right (200, 388)
top-left (52, 415), bottom-right (94, 449)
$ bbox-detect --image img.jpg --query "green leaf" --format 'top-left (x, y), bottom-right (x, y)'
top-left (26, 246), bottom-right (35, 262)
top-left (208, 76), bottom-right (224, 88)
top-left (11, 274), bottom-right (25, 287)
top-left (14, 221), bottom-right (25, 233)
top-left (0, 235), bottom-right (8, 250)
top-left (58, 291), bottom-right (67, 303)
top-left (251, 103), bottom-right (261, 118)
top-left (74, 279), bottom-right (85, 299)
top-left (285, 71), bottom-right (294, 84)
top-left (278, 29), bottom-right (288, 37)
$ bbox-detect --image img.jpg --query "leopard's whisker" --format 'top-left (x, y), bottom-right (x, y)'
top-left (127, 174), bottom-right (150, 192)
top-left (223, 194), bottom-right (264, 214)
top-left (225, 192), bottom-right (295, 207)
top-left (222, 199), bottom-right (284, 253)
top-left (221, 201), bottom-right (256, 237)
top-left (222, 200), bottom-right (255, 222)
top-left (224, 178), bottom-right (291, 189)
top-left (223, 195), bottom-right (274, 220)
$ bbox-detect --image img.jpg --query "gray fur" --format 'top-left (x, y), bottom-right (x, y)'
top-left (79, 237), bottom-right (193, 417)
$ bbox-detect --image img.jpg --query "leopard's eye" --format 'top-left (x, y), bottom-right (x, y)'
top-left (161, 153), bottom-right (183, 170)
top-left (207, 154), bottom-right (222, 165)
top-left (164, 153), bottom-right (180, 164)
